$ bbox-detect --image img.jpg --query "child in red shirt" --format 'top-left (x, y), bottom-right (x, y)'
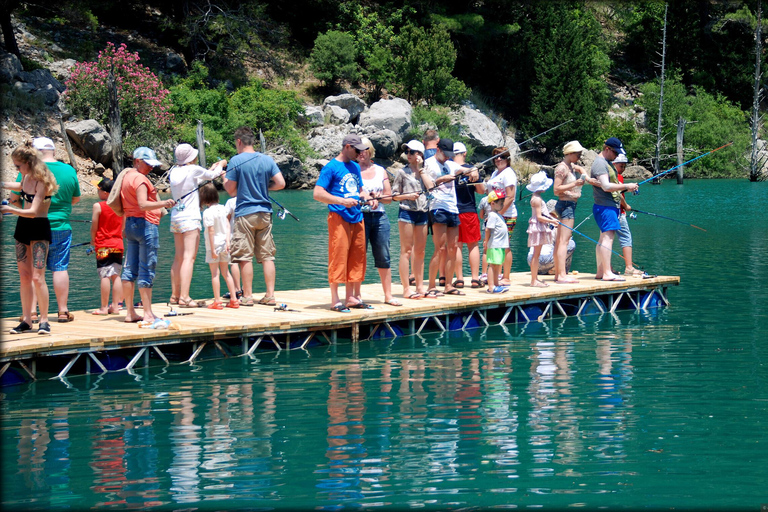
top-left (90, 178), bottom-right (124, 314)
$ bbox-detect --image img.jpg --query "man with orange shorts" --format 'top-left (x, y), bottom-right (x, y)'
top-left (313, 134), bottom-right (370, 312)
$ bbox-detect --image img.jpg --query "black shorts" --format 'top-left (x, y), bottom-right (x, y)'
top-left (14, 217), bottom-right (52, 245)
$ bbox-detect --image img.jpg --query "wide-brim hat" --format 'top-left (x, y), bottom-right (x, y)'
top-left (175, 143), bottom-right (199, 165)
top-left (562, 140), bottom-right (585, 155)
top-left (526, 170), bottom-right (554, 193)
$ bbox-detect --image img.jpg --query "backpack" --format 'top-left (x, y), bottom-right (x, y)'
top-left (106, 168), bottom-right (130, 216)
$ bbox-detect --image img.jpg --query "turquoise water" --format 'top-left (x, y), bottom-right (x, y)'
top-left (2, 180), bottom-right (768, 509)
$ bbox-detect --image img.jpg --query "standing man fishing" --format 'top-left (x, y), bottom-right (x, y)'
top-left (313, 134), bottom-right (369, 312)
top-left (223, 126), bottom-right (285, 307)
top-left (590, 137), bottom-right (638, 281)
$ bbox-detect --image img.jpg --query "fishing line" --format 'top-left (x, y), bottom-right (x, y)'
top-left (631, 208), bottom-right (706, 231)
top-left (634, 142), bottom-right (733, 193)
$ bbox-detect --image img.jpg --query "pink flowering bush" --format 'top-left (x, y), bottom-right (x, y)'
top-left (63, 43), bottom-right (174, 149)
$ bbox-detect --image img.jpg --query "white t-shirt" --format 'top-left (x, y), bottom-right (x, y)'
top-left (202, 203), bottom-right (230, 250)
top-left (224, 197), bottom-right (237, 234)
top-left (423, 155), bottom-right (459, 214)
top-left (486, 167), bottom-right (518, 218)
top-left (169, 164), bottom-right (222, 222)
top-left (361, 164), bottom-right (388, 213)
top-left (485, 211), bottom-right (509, 249)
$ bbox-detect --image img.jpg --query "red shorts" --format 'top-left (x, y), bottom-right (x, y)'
top-left (327, 212), bottom-right (366, 284)
top-left (458, 212), bottom-right (481, 244)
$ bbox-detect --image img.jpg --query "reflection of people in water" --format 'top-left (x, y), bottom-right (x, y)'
top-left (527, 200), bottom-right (575, 275)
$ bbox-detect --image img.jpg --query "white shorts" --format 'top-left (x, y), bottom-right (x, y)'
top-left (206, 242), bottom-right (230, 264)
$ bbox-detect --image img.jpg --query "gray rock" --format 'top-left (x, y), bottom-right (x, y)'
top-left (48, 58), bottom-right (77, 82)
top-left (13, 81), bottom-right (35, 94)
top-left (323, 104), bottom-right (350, 125)
top-left (358, 97), bottom-right (412, 139)
top-left (17, 68), bottom-right (64, 92)
top-left (32, 84), bottom-right (60, 106)
top-left (298, 106), bottom-right (324, 127)
top-left (624, 165), bottom-right (652, 181)
top-left (453, 106), bottom-right (504, 152)
top-left (0, 52), bottom-right (22, 84)
top-left (166, 52), bottom-right (186, 74)
top-left (65, 119), bottom-right (113, 166)
top-left (307, 124), bottom-right (351, 160)
top-left (323, 93), bottom-right (367, 124)
top-left (367, 129), bottom-right (399, 159)
top-left (271, 153), bottom-right (316, 189)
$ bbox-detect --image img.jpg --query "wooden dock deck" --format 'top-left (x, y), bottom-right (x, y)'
top-left (0, 272), bottom-right (679, 383)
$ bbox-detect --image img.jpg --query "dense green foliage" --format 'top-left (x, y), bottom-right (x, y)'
top-left (309, 30), bottom-right (358, 86)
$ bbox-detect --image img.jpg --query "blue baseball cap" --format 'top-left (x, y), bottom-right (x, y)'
top-left (605, 137), bottom-right (626, 156)
top-left (133, 146), bottom-right (163, 167)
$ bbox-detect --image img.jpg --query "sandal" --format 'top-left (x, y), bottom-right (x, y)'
top-left (470, 279), bottom-right (482, 288)
top-left (226, 300), bottom-right (240, 309)
top-left (240, 296), bottom-right (255, 306)
top-left (331, 302), bottom-right (351, 313)
top-left (406, 292), bottom-right (423, 300)
top-left (408, 276), bottom-right (416, 286)
top-left (385, 299), bottom-right (403, 306)
top-left (169, 296), bottom-right (179, 305)
top-left (57, 311), bottom-right (74, 323)
top-left (438, 276), bottom-right (446, 286)
top-left (347, 300), bottom-right (374, 309)
top-left (452, 279), bottom-right (465, 289)
top-left (179, 298), bottom-right (206, 308)
top-left (425, 289), bottom-right (444, 298)
top-left (444, 288), bottom-right (465, 296)
top-left (18, 314), bottom-right (39, 324)
top-left (207, 302), bottom-right (224, 310)
top-left (258, 296), bottom-right (276, 306)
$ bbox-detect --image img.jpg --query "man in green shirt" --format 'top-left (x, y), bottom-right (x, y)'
top-left (33, 137), bottom-right (81, 322)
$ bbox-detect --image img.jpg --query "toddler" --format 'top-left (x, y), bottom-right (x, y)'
top-left (90, 178), bottom-right (124, 315)
top-left (483, 190), bottom-right (510, 293)
top-left (199, 183), bottom-right (239, 309)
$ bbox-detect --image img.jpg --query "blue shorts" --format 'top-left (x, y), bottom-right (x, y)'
top-left (121, 217), bottom-right (160, 288)
top-left (363, 211), bottom-right (391, 269)
top-left (555, 200), bottom-right (577, 220)
top-left (47, 229), bottom-right (72, 272)
top-left (431, 209), bottom-right (461, 228)
top-left (398, 209), bottom-right (429, 226)
top-left (593, 204), bottom-right (621, 233)
top-left (618, 213), bottom-right (632, 248)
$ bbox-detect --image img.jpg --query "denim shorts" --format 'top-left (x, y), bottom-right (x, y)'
top-left (121, 217), bottom-right (160, 288)
top-left (364, 211), bottom-right (391, 269)
top-left (618, 213), bottom-right (633, 248)
top-left (431, 209), bottom-right (461, 228)
top-left (46, 229), bottom-right (72, 272)
top-left (398, 209), bottom-right (429, 226)
top-left (555, 200), bottom-right (577, 220)
top-left (593, 204), bottom-right (621, 233)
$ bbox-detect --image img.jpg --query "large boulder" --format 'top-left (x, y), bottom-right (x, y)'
top-left (323, 104), bottom-right (350, 125)
top-left (65, 120), bottom-right (113, 167)
top-left (272, 153), bottom-right (317, 190)
top-left (307, 124), bottom-right (351, 160)
top-left (453, 106), bottom-right (504, 152)
top-left (358, 97), bottom-right (412, 141)
top-left (17, 68), bottom-right (64, 92)
top-left (323, 93), bottom-right (366, 123)
top-left (48, 58), bottom-right (78, 82)
top-left (624, 165), bottom-right (652, 181)
top-left (298, 106), bottom-right (324, 127)
top-left (366, 129), bottom-right (399, 159)
top-left (0, 52), bottom-right (22, 84)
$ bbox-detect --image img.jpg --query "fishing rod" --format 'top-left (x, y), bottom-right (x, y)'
top-left (631, 208), bottom-right (706, 232)
top-left (270, 196), bottom-right (299, 221)
top-left (472, 119), bottom-right (574, 168)
top-left (634, 142), bottom-right (733, 193)
top-left (574, 214), bottom-right (593, 230)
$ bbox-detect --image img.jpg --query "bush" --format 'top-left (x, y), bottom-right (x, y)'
top-left (309, 30), bottom-right (358, 86)
top-left (63, 42), bottom-right (174, 150)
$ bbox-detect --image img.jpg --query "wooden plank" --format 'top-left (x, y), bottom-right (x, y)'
top-left (0, 272), bottom-right (679, 361)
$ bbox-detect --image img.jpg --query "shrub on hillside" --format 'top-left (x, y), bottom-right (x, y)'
top-left (63, 43), bottom-right (174, 150)
top-left (309, 30), bottom-right (359, 86)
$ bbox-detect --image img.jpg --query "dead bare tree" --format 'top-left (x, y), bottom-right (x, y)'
top-left (750, 0), bottom-right (766, 181)
top-left (653, 3), bottom-right (669, 184)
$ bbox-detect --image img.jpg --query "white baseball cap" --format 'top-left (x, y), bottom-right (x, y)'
top-left (453, 142), bottom-right (467, 154)
top-left (32, 137), bottom-right (55, 151)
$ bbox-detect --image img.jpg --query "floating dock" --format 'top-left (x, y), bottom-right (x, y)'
top-left (0, 272), bottom-right (679, 384)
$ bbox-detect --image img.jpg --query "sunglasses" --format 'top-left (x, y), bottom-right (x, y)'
top-left (407, 149), bottom-right (422, 156)
top-left (493, 155), bottom-right (508, 160)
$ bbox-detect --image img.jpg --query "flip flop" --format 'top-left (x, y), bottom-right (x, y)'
top-left (601, 276), bottom-right (626, 282)
top-left (406, 292), bottom-right (423, 300)
top-left (258, 296), bottom-right (276, 306)
top-left (385, 299), bottom-right (403, 306)
top-left (425, 289), bottom-right (443, 298)
top-left (331, 303), bottom-right (351, 313)
top-left (444, 288), bottom-right (465, 296)
top-left (347, 301), bottom-right (374, 309)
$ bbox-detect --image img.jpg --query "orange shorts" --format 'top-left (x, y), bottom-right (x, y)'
top-left (327, 212), bottom-right (366, 284)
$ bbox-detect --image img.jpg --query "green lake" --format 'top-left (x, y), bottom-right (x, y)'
top-left (1, 179), bottom-right (767, 510)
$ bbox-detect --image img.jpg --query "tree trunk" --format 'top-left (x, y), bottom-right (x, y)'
top-left (676, 117), bottom-right (686, 184)
top-left (196, 120), bottom-right (206, 168)
top-left (0, 1), bottom-right (21, 60)
top-left (108, 70), bottom-right (123, 177)
top-left (58, 114), bottom-right (77, 169)
top-left (750, 0), bottom-right (764, 182)
top-left (653, 3), bottom-right (669, 185)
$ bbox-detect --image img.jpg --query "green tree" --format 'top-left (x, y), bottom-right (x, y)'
top-left (309, 30), bottom-right (358, 86)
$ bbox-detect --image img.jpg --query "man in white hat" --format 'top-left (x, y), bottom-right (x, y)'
top-left (33, 136), bottom-right (81, 323)
top-left (590, 137), bottom-right (638, 281)
top-left (613, 153), bottom-right (642, 276)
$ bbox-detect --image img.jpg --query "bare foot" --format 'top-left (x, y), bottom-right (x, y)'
top-left (124, 314), bottom-right (143, 323)
top-left (531, 280), bottom-right (549, 288)
top-left (555, 276), bottom-right (578, 284)
top-left (92, 308), bottom-right (109, 315)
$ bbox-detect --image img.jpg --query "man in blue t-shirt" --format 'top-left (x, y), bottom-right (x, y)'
top-left (223, 126), bottom-right (285, 306)
top-left (313, 133), bottom-right (369, 312)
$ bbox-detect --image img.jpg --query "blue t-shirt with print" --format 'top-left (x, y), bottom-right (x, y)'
top-left (316, 158), bottom-right (363, 224)
top-left (225, 151), bottom-right (281, 217)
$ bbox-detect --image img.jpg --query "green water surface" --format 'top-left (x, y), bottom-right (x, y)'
top-left (1, 180), bottom-right (767, 510)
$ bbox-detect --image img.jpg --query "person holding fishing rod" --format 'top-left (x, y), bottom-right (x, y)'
top-left (484, 146), bottom-right (518, 285)
top-left (590, 137), bottom-right (638, 281)
top-left (553, 140), bottom-right (588, 284)
top-left (223, 126), bottom-right (285, 307)
top-left (168, 143), bottom-right (227, 308)
top-left (613, 153), bottom-right (643, 277)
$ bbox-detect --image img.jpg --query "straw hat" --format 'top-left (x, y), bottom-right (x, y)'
top-left (562, 140), bottom-right (585, 155)
top-left (526, 170), bottom-right (554, 193)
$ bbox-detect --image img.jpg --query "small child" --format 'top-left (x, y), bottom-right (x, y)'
top-left (477, 194), bottom-right (492, 286)
top-left (89, 178), bottom-right (124, 315)
top-left (223, 196), bottom-right (243, 300)
top-left (484, 190), bottom-right (510, 293)
top-left (199, 183), bottom-right (239, 309)
top-left (526, 171), bottom-right (556, 287)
